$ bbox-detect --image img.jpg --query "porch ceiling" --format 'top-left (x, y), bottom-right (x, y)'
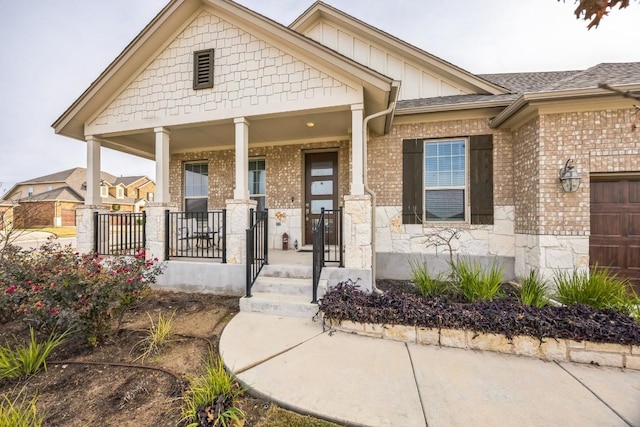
top-left (99, 107), bottom-right (358, 160)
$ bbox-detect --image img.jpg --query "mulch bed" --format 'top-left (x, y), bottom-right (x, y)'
top-left (319, 280), bottom-right (640, 345)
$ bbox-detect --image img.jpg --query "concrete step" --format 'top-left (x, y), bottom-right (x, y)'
top-left (260, 264), bottom-right (313, 279)
top-left (239, 292), bottom-right (321, 318)
top-left (252, 276), bottom-right (320, 296)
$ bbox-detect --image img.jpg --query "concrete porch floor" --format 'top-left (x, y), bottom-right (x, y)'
top-left (268, 248), bottom-right (313, 266)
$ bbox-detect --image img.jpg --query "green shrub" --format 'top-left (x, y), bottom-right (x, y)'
top-left (181, 354), bottom-right (245, 427)
top-left (0, 327), bottom-right (67, 380)
top-left (519, 270), bottom-right (549, 308)
top-left (409, 258), bottom-right (447, 298)
top-left (554, 266), bottom-right (637, 312)
top-left (450, 257), bottom-right (504, 302)
top-left (0, 240), bottom-right (165, 345)
top-left (0, 392), bottom-right (43, 427)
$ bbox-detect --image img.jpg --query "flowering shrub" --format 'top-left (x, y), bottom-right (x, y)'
top-left (0, 239), bottom-right (165, 345)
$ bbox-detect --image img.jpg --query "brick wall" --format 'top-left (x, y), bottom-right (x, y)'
top-left (368, 117), bottom-right (514, 207)
top-left (516, 107), bottom-right (639, 236)
top-left (14, 201), bottom-right (55, 228)
top-left (170, 140), bottom-right (350, 210)
top-left (512, 117), bottom-right (540, 235)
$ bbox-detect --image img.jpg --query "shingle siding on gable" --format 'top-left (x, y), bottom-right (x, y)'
top-left (90, 10), bottom-right (357, 132)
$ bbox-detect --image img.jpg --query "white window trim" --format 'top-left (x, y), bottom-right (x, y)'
top-left (116, 187), bottom-right (125, 199)
top-left (184, 161), bottom-right (209, 210)
top-left (100, 186), bottom-right (109, 198)
top-left (248, 158), bottom-right (266, 203)
top-left (422, 138), bottom-right (469, 224)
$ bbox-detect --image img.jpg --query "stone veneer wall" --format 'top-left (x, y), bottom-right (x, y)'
top-left (368, 117), bottom-right (516, 279)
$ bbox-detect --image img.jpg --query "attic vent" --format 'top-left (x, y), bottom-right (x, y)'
top-left (193, 49), bottom-right (214, 90)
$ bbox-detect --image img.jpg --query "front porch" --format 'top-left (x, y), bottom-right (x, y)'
top-left (76, 204), bottom-right (370, 316)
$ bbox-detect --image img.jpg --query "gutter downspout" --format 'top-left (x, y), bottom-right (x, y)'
top-left (362, 81), bottom-right (401, 294)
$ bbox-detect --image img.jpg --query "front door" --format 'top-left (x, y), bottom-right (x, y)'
top-left (305, 152), bottom-right (338, 244)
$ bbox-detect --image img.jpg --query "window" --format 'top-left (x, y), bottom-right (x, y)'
top-left (424, 139), bottom-right (466, 222)
top-left (116, 187), bottom-right (124, 199)
top-left (100, 186), bottom-right (109, 198)
top-left (47, 185), bottom-right (52, 192)
top-left (403, 135), bottom-right (493, 225)
top-left (185, 162), bottom-right (208, 214)
top-left (28, 187), bottom-right (33, 197)
top-left (147, 192), bottom-right (154, 202)
top-left (249, 159), bottom-right (266, 211)
top-left (193, 49), bottom-right (214, 90)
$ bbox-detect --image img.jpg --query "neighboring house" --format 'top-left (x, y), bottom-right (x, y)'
top-left (0, 168), bottom-right (155, 228)
top-left (52, 0), bottom-right (640, 293)
top-left (0, 200), bottom-right (14, 231)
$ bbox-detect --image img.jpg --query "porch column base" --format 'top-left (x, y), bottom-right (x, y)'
top-left (76, 205), bottom-right (109, 254)
top-left (515, 233), bottom-right (589, 289)
top-left (145, 203), bottom-right (178, 261)
top-left (343, 194), bottom-right (373, 272)
top-left (226, 199), bottom-right (257, 264)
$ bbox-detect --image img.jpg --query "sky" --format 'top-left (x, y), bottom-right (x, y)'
top-left (0, 0), bottom-right (639, 196)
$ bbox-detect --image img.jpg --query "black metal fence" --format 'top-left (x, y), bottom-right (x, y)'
top-left (246, 208), bottom-right (268, 297)
top-left (94, 212), bottom-right (146, 256)
top-left (165, 210), bottom-right (226, 262)
top-left (322, 207), bottom-right (343, 266)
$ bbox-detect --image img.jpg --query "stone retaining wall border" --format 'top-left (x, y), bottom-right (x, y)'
top-left (326, 319), bottom-right (640, 371)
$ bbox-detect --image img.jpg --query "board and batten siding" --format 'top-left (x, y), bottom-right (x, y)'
top-left (303, 21), bottom-right (472, 101)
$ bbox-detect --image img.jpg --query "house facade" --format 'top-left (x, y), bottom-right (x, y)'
top-left (53, 0), bottom-right (640, 293)
top-left (0, 168), bottom-right (156, 228)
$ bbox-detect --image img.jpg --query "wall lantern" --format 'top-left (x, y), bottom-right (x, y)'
top-left (559, 159), bottom-right (581, 193)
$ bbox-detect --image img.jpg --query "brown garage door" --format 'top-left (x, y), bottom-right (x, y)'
top-left (590, 179), bottom-right (640, 293)
top-left (61, 209), bottom-right (76, 226)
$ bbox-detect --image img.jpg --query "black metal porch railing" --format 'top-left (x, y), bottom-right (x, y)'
top-left (165, 210), bottom-right (226, 262)
top-left (312, 207), bottom-right (344, 304)
top-left (311, 209), bottom-right (325, 304)
top-left (246, 208), bottom-right (268, 297)
top-left (321, 207), bottom-right (343, 266)
top-left (94, 211), bottom-right (146, 256)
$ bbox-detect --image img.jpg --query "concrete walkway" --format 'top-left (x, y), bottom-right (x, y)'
top-left (220, 312), bottom-right (640, 427)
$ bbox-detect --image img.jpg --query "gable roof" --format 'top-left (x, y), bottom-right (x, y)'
top-left (290, 1), bottom-right (507, 97)
top-left (2, 167), bottom-right (152, 203)
top-left (18, 186), bottom-right (84, 203)
top-left (478, 71), bottom-right (581, 93)
top-left (53, 0), bottom-right (397, 142)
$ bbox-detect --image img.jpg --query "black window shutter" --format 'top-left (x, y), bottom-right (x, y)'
top-left (402, 139), bottom-right (423, 224)
top-left (469, 134), bottom-right (494, 225)
top-left (193, 49), bottom-right (214, 90)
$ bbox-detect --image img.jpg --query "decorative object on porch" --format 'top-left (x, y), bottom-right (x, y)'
top-left (559, 159), bottom-right (581, 192)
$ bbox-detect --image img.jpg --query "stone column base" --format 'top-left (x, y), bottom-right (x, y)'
top-left (75, 205), bottom-right (109, 255)
top-left (145, 203), bottom-right (178, 261)
top-left (343, 194), bottom-right (373, 271)
top-left (225, 199), bottom-right (257, 264)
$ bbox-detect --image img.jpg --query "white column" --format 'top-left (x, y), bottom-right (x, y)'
top-left (85, 135), bottom-right (101, 206)
top-left (233, 117), bottom-right (250, 200)
top-left (351, 104), bottom-right (365, 195)
top-left (154, 127), bottom-right (171, 204)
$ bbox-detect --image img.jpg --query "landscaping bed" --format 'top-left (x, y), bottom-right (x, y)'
top-left (320, 280), bottom-right (640, 346)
